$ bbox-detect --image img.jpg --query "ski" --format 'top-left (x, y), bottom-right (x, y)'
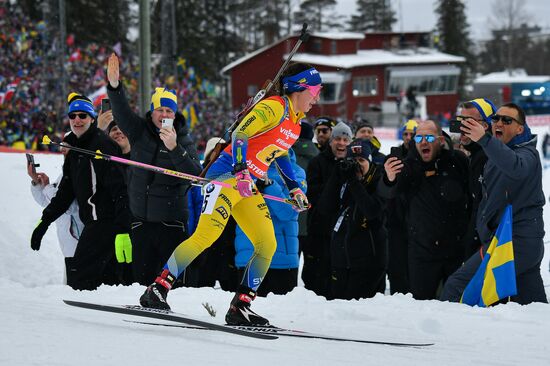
top-left (123, 319), bottom-right (434, 347)
top-left (63, 300), bottom-right (277, 340)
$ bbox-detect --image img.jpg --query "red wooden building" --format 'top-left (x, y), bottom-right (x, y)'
top-left (221, 31), bottom-right (465, 125)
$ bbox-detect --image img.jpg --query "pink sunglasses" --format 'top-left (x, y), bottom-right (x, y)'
top-left (298, 83), bottom-right (323, 98)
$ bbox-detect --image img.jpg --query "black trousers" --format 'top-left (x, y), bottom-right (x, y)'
top-left (130, 220), bottom-right (187, 286)
top-left (239, 268), bottom-right (298, 297)
top-left (330, 267), bottom-right (386, 300)
top-left (66, 221), bottom-right (120, 290)
top-left (408, 241), bottom-right (463, 300)
top-left (387, 224), bottom-right (409, 295)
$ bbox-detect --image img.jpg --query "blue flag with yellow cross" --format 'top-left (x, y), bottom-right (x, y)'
top-left (461, 204), bottom-right (517, 307)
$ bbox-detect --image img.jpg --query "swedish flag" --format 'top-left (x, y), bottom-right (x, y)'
top-left (461, 205), bottom-right (517, 307)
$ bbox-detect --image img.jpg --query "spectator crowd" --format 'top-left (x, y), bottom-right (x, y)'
top-left (6, 1), bottom-right (546, 310)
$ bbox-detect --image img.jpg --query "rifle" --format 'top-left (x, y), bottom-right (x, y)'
top-left (200, 23), bottom-right (310, 177)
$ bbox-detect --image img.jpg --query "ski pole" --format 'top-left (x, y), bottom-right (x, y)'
top-left (41, 136), bottom-right (300, 207)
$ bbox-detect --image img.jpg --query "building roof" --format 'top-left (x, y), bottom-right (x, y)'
top-left (474, 69), bottom-right (550, 84)
top-left (220, 36), bottom-right (292, 75)
top-left (310, 31), bottom-right (365, 40)
top-left (287, 48), bottom-right (465, 69)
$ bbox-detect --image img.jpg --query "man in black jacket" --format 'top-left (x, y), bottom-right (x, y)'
top-left (455, 98), bottom-right (496, 259)
top-left (304, 122), bottom-right (353, 298)
top-left (380, 120), bottom-right (469, 300)
top-left (385, 119), bottom-right (417, 294)
top-left (30, 93), bottom-right (131, 290)
top-left (319, 138), bottom-right (387, 299)
top-left (106, 54), bottom-right (202, 285)
top-left (441, 103), bottom-right (547, 305)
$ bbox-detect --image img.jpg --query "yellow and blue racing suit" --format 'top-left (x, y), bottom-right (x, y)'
top-left (164, 95), bottom-right (304, 291)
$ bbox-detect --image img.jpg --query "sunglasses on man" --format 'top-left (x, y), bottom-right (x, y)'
top-left (414, 134), bottom-right (437, 143)
top-left (316, 127), bottom-right (330, 135)
top-left (68, 113), bottom-right (90, 120)
top-left (490, 114), bottom-right (520, 125)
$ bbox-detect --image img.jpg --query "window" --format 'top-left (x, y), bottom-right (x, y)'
top-left (247, 84), bottom-right (258, 97)
top-left (352, 76), bottom-right (378, 97)
top-left (331, 40), bottom-right (337, 54)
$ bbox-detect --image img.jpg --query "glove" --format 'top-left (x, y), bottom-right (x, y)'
top-left (31, 219), bottom-right (50, 251)
top-left (255, 177), bottom-right (273, 192)
top-left (235, 169), bottom-right (254, 197)
top-left (115, 233), bottom-right (132, 263)
top-left (289, 187), bottom-right (309, 212)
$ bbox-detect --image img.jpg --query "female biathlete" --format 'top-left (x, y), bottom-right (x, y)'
top-left (140, 63), bottom-right (322, 326)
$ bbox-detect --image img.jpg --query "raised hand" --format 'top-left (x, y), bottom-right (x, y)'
top-left (107, 53), bottom-right (120, 88)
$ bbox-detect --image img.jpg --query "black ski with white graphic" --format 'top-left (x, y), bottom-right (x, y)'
top-left (124, 319), bottom-right (434, 347)
top-left (63, 300), bottom-right (277, 340)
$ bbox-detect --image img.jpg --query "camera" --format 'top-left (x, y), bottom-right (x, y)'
top-left (449, 119), bottom-right (463, 134)
top-left (339, 157), bottom-right (358, 172)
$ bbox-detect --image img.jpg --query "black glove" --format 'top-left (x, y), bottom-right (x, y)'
top-left (255, 177), bottom-right (273, 192)
top-left (31, 219), bottom-right (50, 251)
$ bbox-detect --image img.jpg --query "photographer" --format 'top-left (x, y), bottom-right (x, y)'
top-left (318, 138), bottom-right (387, 299)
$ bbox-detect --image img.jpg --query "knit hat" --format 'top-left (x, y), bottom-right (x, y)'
top-left (314, 116), bottom-right (337, 129)
top-left (467, 98), bottom-right (496, 124)
top-left (347, 138), bottom-right (372, 160)
top-left (330, 122), bottom-right (353, 140)
top-left (354, 119), bottom-right (373, 133)
top-left (403, 119), bottom-right (418, 133)
top-left (300, 121), bottom-right (314, 140)
top-left (67, 92), bottom-right (96, 118)
top-left (106, 120), bottom-right (118, 133)
top-left (282, 67), bottom-right (322, 93)
top-left (150, 87), bottom-right (178, 113)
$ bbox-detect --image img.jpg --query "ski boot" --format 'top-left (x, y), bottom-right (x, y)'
top-left (225, 286), bottom-right (270, 326)
top-left (139, 269), bottom-right (175, 310)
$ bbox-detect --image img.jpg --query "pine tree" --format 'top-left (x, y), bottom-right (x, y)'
top-left (435, 0), bottom-right (473, 97)
top-left (349, 0), bottom-right (396, 32)
top-left (294, 0), bottom-right (344, 32)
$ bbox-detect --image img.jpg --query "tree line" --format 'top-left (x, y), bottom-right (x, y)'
top-left (17, 0), bottom-right (550, 89)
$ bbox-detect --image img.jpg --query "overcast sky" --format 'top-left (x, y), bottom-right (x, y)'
top-left (336, 0), bottom-right (550, 40)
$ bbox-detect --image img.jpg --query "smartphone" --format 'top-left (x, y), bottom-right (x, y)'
top-left (101, 98), bottom-right (111, 112)
top-left (449, 119), bottom-right (463, 134)
top-left (161, 118), bottom-right (174, 129)
top-left (389, 146), bottom-right (401, 158)
top-left (26, 153), bottom-right (39, 175)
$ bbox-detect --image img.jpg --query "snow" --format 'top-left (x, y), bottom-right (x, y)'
top-left (474, 70), bottom-right (550, 85)
top-left (2, 129), bottom-right (550, 365)
top-left (288, 48), bottom-right (465, 69)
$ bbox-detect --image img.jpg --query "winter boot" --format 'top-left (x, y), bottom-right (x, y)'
top-left (139, 269), bottom-right (176, 310)
top-left (225, 286), bottom-right (270, 326)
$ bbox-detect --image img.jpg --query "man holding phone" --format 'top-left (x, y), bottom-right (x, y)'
top-left (106, 53), bottom-right (202, 286)
top-left (454, 98), bottom-right (496, 259)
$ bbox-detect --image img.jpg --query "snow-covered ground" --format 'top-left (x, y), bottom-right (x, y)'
top-left (2, 129), bottom-right (550, 365)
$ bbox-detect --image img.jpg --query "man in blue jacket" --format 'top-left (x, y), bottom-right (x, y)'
top-left (234, 149), bottom-right (306, 296)
top-left (441, 103), bottom-right (547, 305)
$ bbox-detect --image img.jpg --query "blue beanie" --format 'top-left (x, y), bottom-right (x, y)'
top-left (67, 92), bottom-right (96, 118)
top-left (282, 68), bottom-right (322, 93)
